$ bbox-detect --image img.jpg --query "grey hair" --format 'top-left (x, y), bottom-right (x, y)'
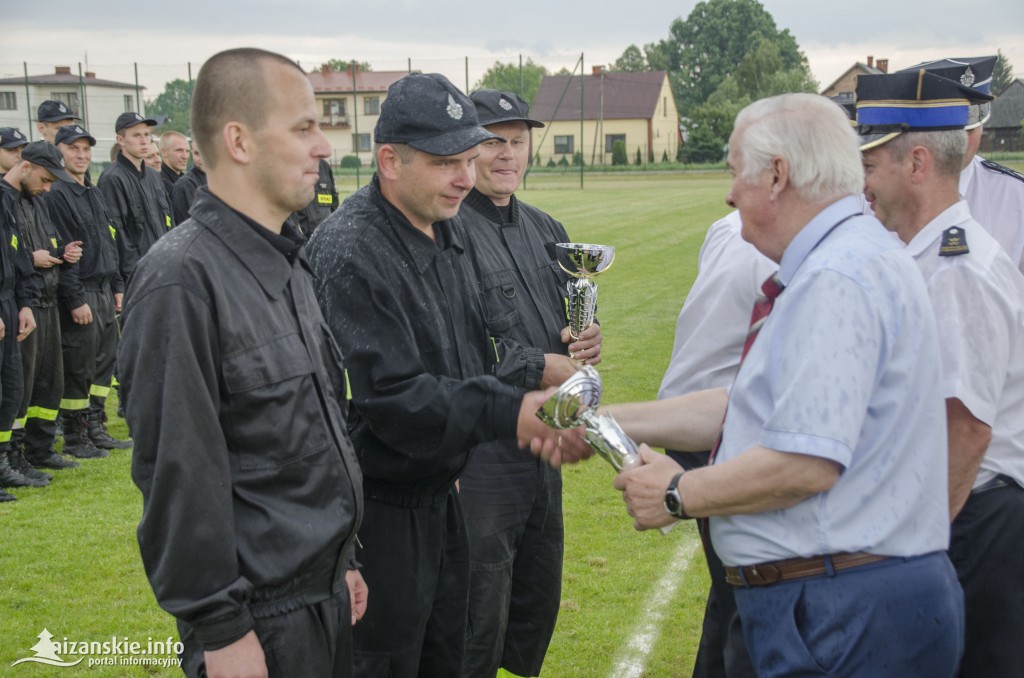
top-left (734, 93), bottom-right (864, 203)
top-left (886, 129), bottom-right (966, 178)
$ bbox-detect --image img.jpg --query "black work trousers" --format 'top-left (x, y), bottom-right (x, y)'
top-left (353, 487), bottom-right (470, 678)
top-left (60, 286), bottom-right (116, 413)
top-left (16, 303), bottom-right (62, 455)
top-left (0, 293), bottom-right (24, 450)
top-left (460, 443), bottom-right (563, 678)
top-left (948, 479), bottom-right (1024, 678)
top-left (178, 586), bottom-right (354, 678)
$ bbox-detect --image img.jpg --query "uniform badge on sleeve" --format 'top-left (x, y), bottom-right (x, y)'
top-left (939, 226), bottom-right (969, 257)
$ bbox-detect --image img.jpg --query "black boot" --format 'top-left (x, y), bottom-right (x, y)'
top-left (24, 446), bottom-right (80, 470)
top-left (0, 449), bottom-right (45, 487)
top-left (11, 448), bottom-right (51, 484)
top-left (87, 409), bottom-right (132, 450)
top-left (61, 413), bottom-right (108, 459)
top-left (0, 487), bottom-right (15, 501)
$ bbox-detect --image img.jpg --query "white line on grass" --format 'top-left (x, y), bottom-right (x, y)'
top-left (608, 535), bottom-right (701, 678)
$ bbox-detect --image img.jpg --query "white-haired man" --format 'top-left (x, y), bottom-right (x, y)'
top-left (612, 93), bottom-right (963, 676)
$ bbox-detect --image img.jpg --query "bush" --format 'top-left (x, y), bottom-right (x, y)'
top-left (611, 140), bottom-right (628, 166)
top-left (340, 155), bottom-right (361, 168)
top-left (534, 152), bottom-right (541, 166)
top-left (547, 157), bottom-right (557, 167)
top-left (662, 149), bottom-right (669, 163)
top-left (572, 151), bottom-right (584, 167)
top-left (635, 147), bottom-right (642, 165)
top-left (557, 156), bottom-right (569, 167)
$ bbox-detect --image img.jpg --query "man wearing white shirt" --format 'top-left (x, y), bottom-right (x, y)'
top-left (860, 68), bottom-right (1024, 678)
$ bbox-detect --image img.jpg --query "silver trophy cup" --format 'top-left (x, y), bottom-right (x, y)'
top-left (555, 243), bottom-right (616, 343)
top-left (536, 365), bottom-right (641, 472)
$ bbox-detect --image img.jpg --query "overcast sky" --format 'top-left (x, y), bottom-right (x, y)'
top-left (3, 0), bottom-right (1022, 97)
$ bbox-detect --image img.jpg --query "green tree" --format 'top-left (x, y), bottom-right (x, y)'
top-left (611, 140), bottom-right (628, 166)
top-left (734, 39), bottom-right (817, 100)
top-left (650, 0), bottom-right (810, 111)
top-left (146, 78), bottom-right (193, 134)
top-left (473, 58), bottom-right (548, 104)
top-left (608, 45), bottom-right (649, 73)
top-left (323, 59), bottom-right (373, 72)
top-left (993, 50), bottom-right (1014, 94)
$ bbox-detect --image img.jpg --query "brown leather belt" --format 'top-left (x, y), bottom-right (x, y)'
top-left (725, 552), bottom-right (889, 587)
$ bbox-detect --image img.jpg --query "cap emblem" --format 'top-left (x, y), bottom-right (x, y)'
top-left (446, 94), bottom-right (463, 120)
top-left (499, 98), bottom-right (513, 111)
top-left (14, 131), bottom-right (23, 139)
top-left (135, 113), bottom-right (143, 121)
top-left (58, 104), bottom-right (67, 113)
top-left (961, 67), bottom-right (975, 87)
top-left (75, 126), bottom-right (83, 133)
top-left (59, 158), bottom-right (65, 168)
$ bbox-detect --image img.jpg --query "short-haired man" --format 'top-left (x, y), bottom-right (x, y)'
top-left (0, 144), bottom-right (44, 496)
top-left (859, 69), bottom-right (1024, 678)
top-left (457, 88), bottom-right (602, 678)
top-left (158, 131), bottom-right (190, 202)
top-left (307, 73), bottom-right (589, 677)
top-left (0, 128), bottom-right (30, 175)
top-left (290, 158), bottom-right (337, 237)
top-left (5, 142), bottom-right (83, 483)
top-left (35, 100), bottom-right (79, 144)
top-left (98, 112), bottom-right (174, 277)
top-left (118, 47), bottom-right (366, 678)
top-left (49, 124), bottom-right (128, 461)
top-left (170, 139), bottom-right (207, 224)
top-left (612, 93), bottom-right (963, 676)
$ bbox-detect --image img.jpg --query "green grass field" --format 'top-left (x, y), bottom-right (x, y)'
top-left (3, 163), bottom-right (1021, 676)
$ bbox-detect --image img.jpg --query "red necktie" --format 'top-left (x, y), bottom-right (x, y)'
top-left (700, 272), bottom-right (784, 544)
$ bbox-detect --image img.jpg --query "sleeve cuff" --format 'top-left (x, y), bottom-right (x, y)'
top-left (522, 348), bottom-right (546, 390)
top-left (193, 607), bottom-right (256, 652)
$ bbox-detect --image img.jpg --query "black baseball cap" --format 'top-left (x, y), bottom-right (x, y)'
top-left (115, 111), bottom-right (157, 133)
top-left (21, 141), bottom-right (75, 182)
top-left (55, 124), bottom-right (97, 147)
top-left (0, 127), bottom-right (30, 149)
top-left (374, 73), bottom-right (502, 156)
top-left (470, 89), bottom-right (545, 128)
top-left (37, 100), bottom-right (80, 123)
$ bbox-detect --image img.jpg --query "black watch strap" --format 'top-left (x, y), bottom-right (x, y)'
top-left (664, 471), bottom-right (690, 519)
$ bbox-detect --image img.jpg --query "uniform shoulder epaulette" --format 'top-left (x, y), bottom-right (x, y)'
top-left (980, 159), bottom-right (1024, 184)
top-left (939, 226), bottom-right (969, 257)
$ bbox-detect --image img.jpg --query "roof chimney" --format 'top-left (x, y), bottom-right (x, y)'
top-left (592, 65), bottom-right (603, 76)
top-left (866, 56), bottom-right (874, 68)
top-left (55, 66), bottom-right (72, 75)
top-left (876, 58), bottom-right (889, 73)
top-left (85, 71), bottom-right (96, 79)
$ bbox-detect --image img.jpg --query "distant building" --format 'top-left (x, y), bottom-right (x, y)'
top-left (0, 66), bottom-right (144, 161)
top-left (530, 68), bottom-right (680, 166)
top-left (821, 56), bottom-right (889, 98)
top-left (307, 64), bottom-right (409, 166)
top-left (983, 78), bottom-right (1024, 153)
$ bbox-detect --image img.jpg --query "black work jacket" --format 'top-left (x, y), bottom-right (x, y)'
top-left (307, 176), bottom-right (522, 501)
top-left (460, 189), bottom-right (573, 389)
top-left (118, 188), bottom-right (363, 652)
top-left (48, 178), bottom-right (126, 310)
top-left (291, 159), bottom-right (338, 238)
top-left (98, 152), bottom-right (173, 274)
top-left (15, 192), bottom-right (67, 308)
top-left (0, 180), bottom-right (42, 310)
top-left (170, 166), bottom-right (207, 225)
top-left (160, 164), bottom-right (182, 204)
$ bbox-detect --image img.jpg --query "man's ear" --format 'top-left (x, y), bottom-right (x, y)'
top-left (376, 144), bottom-right (401, 181)
top-left (220, 122), bottom-right (251, 165)
top-left (769, 155), bottom-right (789, 201)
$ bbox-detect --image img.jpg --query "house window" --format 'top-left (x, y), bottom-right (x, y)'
top-left (323, 98), bottom-right (347, 117)
top-left (124, 95), bottom-right (134, 112)
top-left (554, 135), bottom-right (574, 155)
top-left (353, 133), bottom-right (371, 152)
top-left (0, 92), bottom-right (16, 110)
top-left (50, 91), bottom-right (80, 114)
top-left (605, 134), bottom-right (626, 153)
top-left (363, 96), bottom-right (380, 115)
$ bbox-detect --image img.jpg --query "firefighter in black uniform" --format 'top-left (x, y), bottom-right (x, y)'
top-left (0, 128), bottom-right (29, 175)
top-left (306, 73), bottom-right (591, 678)
top-left (290, 158), bottom-right (337, 237)
top-left (170, 139), bottom-right (207, 224)
top-left (98, 112), bottom-right (173, 277)
top-left (35, 100), bottom-right (79, 144)
top-left (7, 142), bottom-right (84, 481)
top-left (0, 146), bottom-right (42, 498)
top-left (458, 89), bottom-right (604, 678)
top-left (50, 125), bottom-right (128, 459)
top-left (118, 48), bottom-right (366, 677)
top-left (158, 131), bottom-right (189, 203)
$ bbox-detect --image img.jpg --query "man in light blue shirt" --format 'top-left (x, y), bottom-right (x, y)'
top-left (611, 93), bottom-right (963, 677)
